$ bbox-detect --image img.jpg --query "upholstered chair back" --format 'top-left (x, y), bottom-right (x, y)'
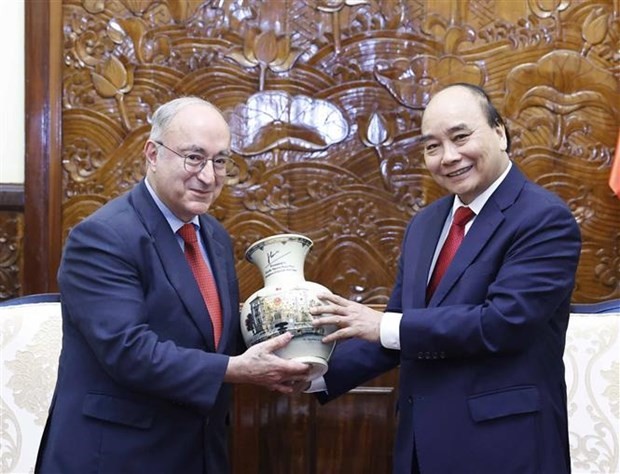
top-left (0, 294), bottom-right (62, 474)
top-left (565, 300), bottom-right (620, 474)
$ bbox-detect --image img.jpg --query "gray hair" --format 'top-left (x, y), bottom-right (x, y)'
top-left (148, 97), bottom-right (222, 142)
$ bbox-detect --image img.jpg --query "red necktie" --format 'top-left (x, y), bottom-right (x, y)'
top-left (178, 223), bottom-right (222, 347)
top-left (426, 206), bottom-right (476, 302)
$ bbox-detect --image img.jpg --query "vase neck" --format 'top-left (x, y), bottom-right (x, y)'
top-left (259, 249), bottom-right (307, 287)
top-left (247, 236), bottom-right (311, 287)
top-left (263, 267), bottom-right (306, 287)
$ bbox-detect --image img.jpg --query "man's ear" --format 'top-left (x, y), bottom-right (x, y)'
top-left (496, 124), bottom-right (508, 151)
top-left (144, 140), bottom-right (158, 167)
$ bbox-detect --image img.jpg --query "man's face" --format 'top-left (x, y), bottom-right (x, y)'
top-left (420, 86), bottom-right (509, 204)
top-left (144, 104), bottom-right (231, 222)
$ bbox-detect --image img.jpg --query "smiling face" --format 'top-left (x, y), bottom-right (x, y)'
top-left (144, 103), bottom-right (231, 222)
top-left (420, 85), bottom-right (509, 204)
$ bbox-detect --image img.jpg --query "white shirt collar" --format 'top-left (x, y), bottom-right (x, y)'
top-left (451, 161), bottom-right (512, 217)
top-left (144, 178), bottom-right (200, 234)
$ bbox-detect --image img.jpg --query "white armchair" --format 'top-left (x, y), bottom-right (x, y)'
top-left (0, 294), bottom-right (62, 474)
top-left (565, 300), bottom-right (620, 474)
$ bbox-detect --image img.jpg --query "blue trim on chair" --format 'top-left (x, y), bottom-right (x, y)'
top-left (0, 293), bottom-right (61, 307)
top-left (570, 299), bottom-right (620, 314)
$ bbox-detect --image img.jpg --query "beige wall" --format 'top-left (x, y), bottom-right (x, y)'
top-left (0, 0), bottom-right (24, 184)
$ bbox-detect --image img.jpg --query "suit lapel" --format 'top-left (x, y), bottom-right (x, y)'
top-left (429, 164), bottom-right (526, 306)
top-left (429, 205), bottom-right (504, 305)
top-left (409, 197), bottom-right (453, 308)
top-left (129, 181), bottom-right (217, 350)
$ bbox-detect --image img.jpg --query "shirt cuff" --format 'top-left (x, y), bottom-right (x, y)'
top-left (305, 377), bottom-right (327, 393)
top-left (380, 312), bottom-right (402, 350)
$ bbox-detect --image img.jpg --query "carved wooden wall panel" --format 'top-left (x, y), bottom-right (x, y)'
top-left (59, 0), bottom-right (619, 306)
top-left (12, 0), bottom-right (619, 472)
top-left (0, 212), bottom-right (23, 299)
top-left (0, 185), bottom-right (24, 300)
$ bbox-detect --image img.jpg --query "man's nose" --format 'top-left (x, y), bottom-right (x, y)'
top-left (441, 142), bottom-right (461, 163)
top-left (196, 159), bottom-right (216, 182)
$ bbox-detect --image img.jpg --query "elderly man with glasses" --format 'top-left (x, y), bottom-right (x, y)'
top-left (36, 97), bottom-right (309, 474)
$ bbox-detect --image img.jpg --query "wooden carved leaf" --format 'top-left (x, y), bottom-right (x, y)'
top-left (166, 0), bottom-right (204, 22)
top-left (375, 55), bottom-right (483, 109)
top-left (505, 51), bottom-right (617, 109)
top-left (582, 8), bottom-right (608, 46)
top-left (119, 0), bottom-right (152, 15)
top-left (255, 31), bottom-right (279, 65)
top-left (91, 56), bottom-right (133, 98)
top-left (230, 91), bottom-right (349, 155)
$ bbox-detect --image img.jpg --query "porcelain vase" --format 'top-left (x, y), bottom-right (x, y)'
top-left (240, 234), bottom-right (336, 380)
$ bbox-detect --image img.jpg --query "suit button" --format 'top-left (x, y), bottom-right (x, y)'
top-left (439, 351), bottom-right (446, 359)
top-left (407, 396), bottom-right (413, 404)
top-left (417, 352), bottom-right (423, 359)
top-left (424, 352), bottom-right (431, 359)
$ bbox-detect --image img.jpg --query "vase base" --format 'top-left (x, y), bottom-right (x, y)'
top-left (293, 355), bottom-right (328, 380)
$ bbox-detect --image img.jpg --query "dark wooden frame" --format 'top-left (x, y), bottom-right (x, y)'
top-left (23, 0), bottom-right (63, 294)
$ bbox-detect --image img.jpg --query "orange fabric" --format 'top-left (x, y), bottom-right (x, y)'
top-left (178, 224), bottom-right (222, 347)
top-left (610, 130), bottom-right (620, 199)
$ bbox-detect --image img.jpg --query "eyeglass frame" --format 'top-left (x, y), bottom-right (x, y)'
top-left (152, 140), bottom-right (233, 176)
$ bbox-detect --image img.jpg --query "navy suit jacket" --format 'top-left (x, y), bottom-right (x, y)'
top-left (37, 180), bottom-right (241, 473)
top-left (320, 165), bottom-right (581, 473)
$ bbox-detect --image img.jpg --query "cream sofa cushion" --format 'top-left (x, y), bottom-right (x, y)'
top-left (565, 311), bottom-right (619, 474)
top-left (0, 298), bottom-right (62, 474)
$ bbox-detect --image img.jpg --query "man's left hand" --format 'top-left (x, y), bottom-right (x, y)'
top-left (311, 293), bottom-right (382, 343)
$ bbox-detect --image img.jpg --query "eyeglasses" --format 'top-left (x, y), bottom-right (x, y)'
top-left (153, 140), bottom-right (233, 176)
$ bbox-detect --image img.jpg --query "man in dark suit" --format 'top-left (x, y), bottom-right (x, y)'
top-left (310, 83), bottom-right (581, 473)
top-left (36, 97), bottom-right (309, 473)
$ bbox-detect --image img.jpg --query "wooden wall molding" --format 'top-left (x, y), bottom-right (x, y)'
top-left (23, 1), bottom-right (63, 294)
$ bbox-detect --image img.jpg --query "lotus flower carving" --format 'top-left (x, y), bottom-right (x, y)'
top-left (226, 28), bottom-right (303, 90)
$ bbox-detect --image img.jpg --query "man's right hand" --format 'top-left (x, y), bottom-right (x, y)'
top-left (224, 332), bottom-right (311, 393)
